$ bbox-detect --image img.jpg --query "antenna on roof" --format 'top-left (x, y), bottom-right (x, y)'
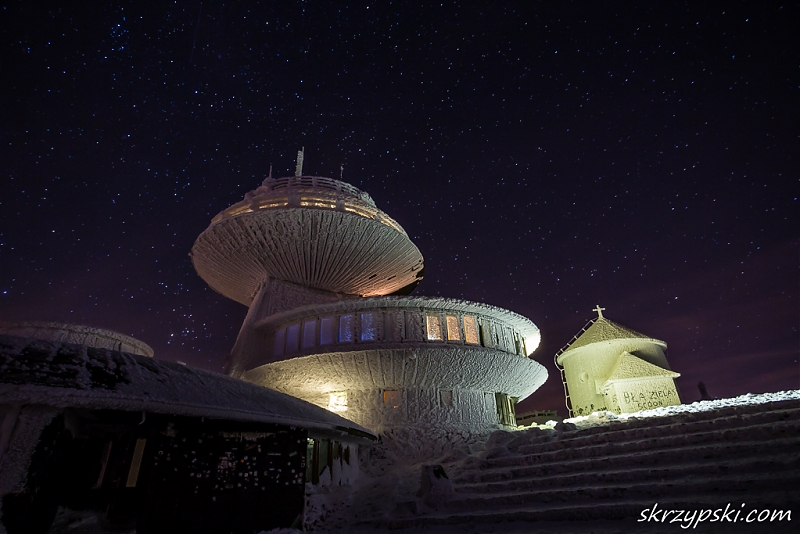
top-left (593, 304), bottom-right (606, 319)
top-left (268, 164), bottom-right (273, 179)
top-left (295, 147), bottom-right (305, 177)
top-left (340, 164), bottom-right (344, 180)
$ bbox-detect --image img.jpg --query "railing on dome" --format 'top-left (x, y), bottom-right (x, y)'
top-left (262, 176), bottom-right (376, 207)
top-left (213, 177), bottom-right (408, 238)
top-left (553, 318), bottom-right (595, 418)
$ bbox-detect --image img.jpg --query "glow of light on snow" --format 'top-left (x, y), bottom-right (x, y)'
top-left (327, 391), bottom-right (348, 412)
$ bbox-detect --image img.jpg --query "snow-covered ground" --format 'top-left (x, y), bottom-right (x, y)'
top-left (19, 390), bottom-right (800, 533)
top-left (561, 390), bottom-right (800, 429)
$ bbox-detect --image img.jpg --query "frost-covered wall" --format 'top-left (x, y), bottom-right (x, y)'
top-left (557, 317), bottom-right (680, 416)
top-left (326, 388), bottom-right (500, 432)
top-left (560, 340), bottom-right (668, 415)
top-left (609, 377), bottom-right (681, 413)
top-left (244, 346), bottom-right (546, 433)
top-left (228, 279), bottom-right (356, 375)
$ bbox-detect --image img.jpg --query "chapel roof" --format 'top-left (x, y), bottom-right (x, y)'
top-left (603, 351), bottom-right (680, 384)
top-left (558, 307), bottom-right (666, 357)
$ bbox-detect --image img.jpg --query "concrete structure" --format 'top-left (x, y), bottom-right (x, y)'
top-left (191, 171), bottom-right (547, 434)
top-left (555, 306), bottom-right (680, 417)
top-left (0, 333), bottom-right (373, 534)
top-left (0, 321), bottom-right (154, 357)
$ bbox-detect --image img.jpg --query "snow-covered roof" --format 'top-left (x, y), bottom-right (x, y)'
top-left (0, 335), bottom-right (375, 441)
top-left (561, 317), bottom-right (665, 354)
top-left (603, 352), bottom-right (680, 384)
top-left (0, 321), bottom-right (154, 358)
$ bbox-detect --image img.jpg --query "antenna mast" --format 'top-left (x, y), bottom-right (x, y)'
top-left (295, 147), bottom-right (305, 177)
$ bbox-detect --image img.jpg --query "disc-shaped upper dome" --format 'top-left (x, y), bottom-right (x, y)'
top-left (191, 176), bottom-right (424, 305)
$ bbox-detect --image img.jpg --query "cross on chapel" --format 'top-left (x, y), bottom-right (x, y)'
top-left (593, 305), bottom-right (606, 318)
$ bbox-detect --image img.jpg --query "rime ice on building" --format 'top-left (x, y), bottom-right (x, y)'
top-left (0, 331), bottom-right (372, 534)
top-left (555, 306), bottom-right (681, 416)
top-left (191, 170), bottom-right (548, 434)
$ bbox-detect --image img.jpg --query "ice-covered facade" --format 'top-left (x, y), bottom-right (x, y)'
top-left (555, 307), bottom-right (681, 416)
top-left (191, 173), bottom-right (548, 434)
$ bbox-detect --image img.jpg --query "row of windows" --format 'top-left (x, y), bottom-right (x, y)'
top-left (271, 310), bottom-right (527, 358)
top-left (427, 313), bottom-right (528, 356)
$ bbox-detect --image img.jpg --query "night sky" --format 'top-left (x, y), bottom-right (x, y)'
top-left (1, 1), bottom-right (797, 416)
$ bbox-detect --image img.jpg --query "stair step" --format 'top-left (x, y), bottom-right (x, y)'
top-left (455, 453), bottom-right (800, 494)
top-left (469, 419), bottom-right (800, 474)
top-left (507, 404), bottom-right (800, 454)
top-left (512, 408), bottom-right (800, 455)
top-left (377, 491), bottom-right (798, 532)
top-left (447, 470), bottom-right (800, 511)
top-left (454, 435), bottom-right (800, 483)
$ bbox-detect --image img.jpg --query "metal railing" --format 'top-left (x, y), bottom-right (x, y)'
top-left (261, 176), bottom-right (376, 207)
top-left (553, 318), bottom-right (595, 418)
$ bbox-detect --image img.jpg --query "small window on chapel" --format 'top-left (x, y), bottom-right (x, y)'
top-left (446, 315), bottom-right (461, 341)
top-left (463, 316), bottom-right (479, 345)
top-left (426, 314), bottom-right (443, 341)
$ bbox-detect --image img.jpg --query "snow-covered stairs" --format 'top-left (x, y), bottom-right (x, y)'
top-left (377, 399), bottom-right (800, 532)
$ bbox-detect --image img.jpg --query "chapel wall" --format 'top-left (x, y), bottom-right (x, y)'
top-left (611, 378), bottom-right (681, 413)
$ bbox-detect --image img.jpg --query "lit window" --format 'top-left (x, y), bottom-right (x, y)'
top-left (338, 314), bottom-right (354, 343)
top-left (426, 314), bottom-right (443, 341)
top-left (328, 391), bottom-right (347, 412)
top-left (319, 317), bottom-right (335, 345)
top-left (303, 320), bottom-right (316, 348)
top-left (464, 316), bottom-right (479, 344)
top-left (360, 312), bottom-right (377, 341)
top-left (273, 328), bottom-right (286, 356)
top-left (383, 389), bottom-right (401, 408)
top-left (446, 315), bottom-right (461, 341)
top-left (286, 323), bottom-right (300, 353)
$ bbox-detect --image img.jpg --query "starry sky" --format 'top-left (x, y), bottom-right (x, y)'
top-left (1, 1), bottom-right (797, 416)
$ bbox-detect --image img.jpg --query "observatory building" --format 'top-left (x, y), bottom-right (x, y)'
top-left (555, 307), bottom-right (681, 417)
top-left (191, 159), bottom-right (547, 434)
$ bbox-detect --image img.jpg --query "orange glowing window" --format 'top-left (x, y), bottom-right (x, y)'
top-left (446, 315), bottom-right (461, 341)
top-left (463, 316), bottom-right (479, 345)
top-left (383, 389), bottom-right (401, 408)
top-left (426, 314), bottom-right (443, 341)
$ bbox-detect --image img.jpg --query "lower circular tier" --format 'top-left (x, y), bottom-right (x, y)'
top-left (242, 346), bottom-right (547, 432)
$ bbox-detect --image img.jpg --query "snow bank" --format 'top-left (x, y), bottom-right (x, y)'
top-left (564, 390), bottom-right (800, 429)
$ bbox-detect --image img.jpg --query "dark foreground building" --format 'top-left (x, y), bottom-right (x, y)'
top-left (0, 334), bottom-right (374, 534)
